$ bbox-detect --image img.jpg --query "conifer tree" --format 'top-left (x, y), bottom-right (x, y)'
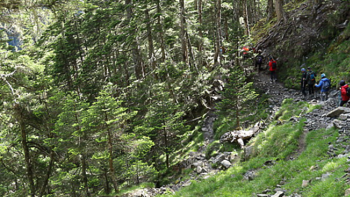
top-left (216, 66), bottom-right (257, 128)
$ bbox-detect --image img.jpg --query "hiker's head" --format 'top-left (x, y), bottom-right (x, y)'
top-left (301, 68), bottom-right (306, 72)
top-left (340, 80), bottom-right (346, 86)
top-left (321, 73), bottom-right (326, 78)
top-left (307, 67), bottom-right (311, 70)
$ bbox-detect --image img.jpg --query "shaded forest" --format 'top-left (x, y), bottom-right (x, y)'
top-left (0, 0), bottom-right (349, 196)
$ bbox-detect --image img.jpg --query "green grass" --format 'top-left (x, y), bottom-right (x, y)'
top-left (160, 100), bottom-right (348, 197)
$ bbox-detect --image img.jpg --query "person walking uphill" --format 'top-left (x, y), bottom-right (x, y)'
top-left (315, 73), bottom-right (331, 101)
top-left (268, 57), bottom-right (277, 83)
top-left (301, 68), bottom-right (307, 99)
top-left (306, 67), bottom-right (316, 98)
top-left (339, 80), bottom-right (349, 106)
top-left (255, 50), bottom-right (264, 72)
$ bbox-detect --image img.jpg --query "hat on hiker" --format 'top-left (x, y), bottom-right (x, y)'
top-left (301, 68), bottom-right (306, 72)
top-left (321, 73), bottom-right (326, 78)
top-left (307, 67), bottom-right (311, 69)
top-left (340, 80), bottom-right (345, 86)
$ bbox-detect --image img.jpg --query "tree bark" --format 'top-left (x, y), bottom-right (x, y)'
top-left (214, 0), bottom-right (222, 65)
top-left (267, 0), bottom-right (274, 21)
top-left (39, 151), bottom-right (54, 197)
top-left (145, 8), bottom-right (158, 80)
top-left (179, 0), bottom-right (188, 65)
top-left (19, 120), bottom-right (36, 197)
top-left (275, 0), bottom-right (286, 22)
top-left (125, 0), bottom-right (142, 79)
top-left (198, 0), bottom-right (203, 52)
top-left (105, 112), bottom-right (119, 193)
top-left (242, 0), bottom-right (250, 36)
top-left (157, 0), bottom-right (166, 62)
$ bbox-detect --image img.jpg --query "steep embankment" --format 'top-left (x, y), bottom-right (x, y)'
top-left (160, 70), bottom-right (350, 197)
top-left (253, 0), bottom-right (350, 88)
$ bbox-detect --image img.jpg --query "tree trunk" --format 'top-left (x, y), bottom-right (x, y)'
top-left (275, 0), bottom-right (285, 22)
top-left (214, 0), bottom-right (222, 65)
top-left (242, 0), bottom-right (250, 35)
top-left (105, 112), bottom-right (119, 193)
top-left (198, 0), bottom-right (203, 52)
top-left (145, 8), bottom-right (158, 80)
top-left (163, 125), bottom-right (169, 169)
top-left (179, 0), bottom-right (188, 65)
top-left (20, 121), bottom-right (36, 197)
top-left (267, 0), bottom-right (274, 21)
top-left (39, 151), bottom-right (54, 197)
top-left (157, 0), bottom-right (166, 62)
top-left (125, 0), bottom-right (142, 79)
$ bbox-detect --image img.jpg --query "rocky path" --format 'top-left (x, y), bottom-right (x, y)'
top-left (122, 70), bottom-right (350, 197)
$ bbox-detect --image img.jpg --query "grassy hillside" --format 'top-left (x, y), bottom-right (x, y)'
top-left (161, 99), bottom-right (348, 197)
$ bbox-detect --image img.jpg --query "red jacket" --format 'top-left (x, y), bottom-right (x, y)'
top-left (341, 84), bottom-right (350, 101)
top-left (269, 60), bottom-right (277, 71)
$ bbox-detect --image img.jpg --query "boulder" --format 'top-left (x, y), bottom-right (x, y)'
top-left (326, 107), bottom-right (350, 117)
top-left (345, 188), bottom-right (350, 196)
top-left (221, 160), bottom-right (232, 169)
top-left (302, 180), bottom-right (310, 187)
top-left (244, 146), bottom-right (254, 160)
top-left (271, 191), bottom-right (284, 197)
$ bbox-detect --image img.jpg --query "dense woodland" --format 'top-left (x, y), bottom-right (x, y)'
top-left (0, 0), bottom-right (348, 196)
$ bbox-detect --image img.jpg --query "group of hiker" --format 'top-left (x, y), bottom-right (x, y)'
top-left (251, 49), bottom-right (349, 106)
top-left (300, 68), bottom-right (350, 106)
top-left (300, 68), bottom-right (330, 101)
top-left (254, 50), bottom-right (277, 83)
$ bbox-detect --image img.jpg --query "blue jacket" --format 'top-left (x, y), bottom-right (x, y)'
top-left (315, 78), bottom-right (331, 92)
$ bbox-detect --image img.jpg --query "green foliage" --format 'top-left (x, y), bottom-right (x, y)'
top-left (163, 103), bottom-right (347, 197)
top-left (274, 99), bottom-right (309, 121)
top-left (216, 66), bottom-right (258, 128)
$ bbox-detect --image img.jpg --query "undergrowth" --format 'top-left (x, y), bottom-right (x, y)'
top-left (161, 99), bottom-right (348, 197)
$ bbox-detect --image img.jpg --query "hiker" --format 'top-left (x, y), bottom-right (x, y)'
top-left (268, 57), bottom-right (277, 83)
top-left (255, 50), bottom-right (264, 71)
top-left (301, 68), bottom-right (307, 99)
top-left (306, 67), bottom-right (316, 98)
top-left (315, 73), bottom-right (331, 101)
top-left (339, 80), bottom-right (349, 106)
top-left (242, 46), bottom-right (249, 59)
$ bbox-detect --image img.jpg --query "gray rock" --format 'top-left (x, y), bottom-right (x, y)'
top-left (271, 191), bottom-right (284, 197)
top-left (302, 180), bottom-right (310, 187)
top-left (196, 166), bottom-right (203, 174)
top-left (243, 170), bottom-right (256, 180)
top-left (221, 160), bottom-right (232, 169)
top-left (322, 172), bottom-right (331, 181)
top-left (257, 194), bottom-right (270, 197)
top-left (244, 146), bottom-right (254, 160)
top-left (182, 181), bottom-right (192, 187)
top-left (345, 188), bottom-right (350, 196)
top-left (192, 161), bottom-right (203, 167)
top-left (327, 107), bottom-right (350, 117)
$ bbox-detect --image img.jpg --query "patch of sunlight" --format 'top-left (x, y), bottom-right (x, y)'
top-left (322, 159), bottom-right (345, 173)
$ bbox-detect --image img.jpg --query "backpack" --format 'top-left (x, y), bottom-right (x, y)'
top-left (256, 56), bottom-right (263, 64)
top-left (323, 79), bottom-right (330, 91)
top-left (310, 72), bottom-right (315, 81)
top-left (346, 87), bottom-right (350, 97)
top-left (272, 61), bottom-right (277, 69)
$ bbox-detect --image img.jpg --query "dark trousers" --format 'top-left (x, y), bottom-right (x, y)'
top-left (301, 85), bottom-right (307, 96)
top-left (308, 84), bottom-right (314, 95)
top-left (255, 62), bottom-right (262, 70)
top-left (270, 71), bottom-right (276, 81)
top-left (340, 100), bottom-right (348, 106)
